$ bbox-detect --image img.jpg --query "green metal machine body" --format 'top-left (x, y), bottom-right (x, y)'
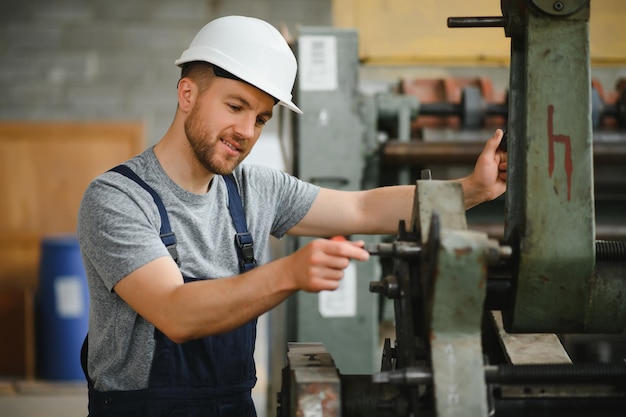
top-left (279, 2), bottom-right (626, 416)
top-left (502, 0), bottom-right (626, 333)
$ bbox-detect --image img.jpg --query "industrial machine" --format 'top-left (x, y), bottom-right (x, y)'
top-left (280, 1), bottom-right (626, 416)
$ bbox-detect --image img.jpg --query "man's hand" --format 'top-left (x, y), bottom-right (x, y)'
top-left (461, 129), bottom-right (508, 209)
top-left (286, 238), bottom-right (369, 292)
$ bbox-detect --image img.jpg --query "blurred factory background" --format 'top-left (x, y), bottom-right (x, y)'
top-left (1, 0), bottom-right (625, 416)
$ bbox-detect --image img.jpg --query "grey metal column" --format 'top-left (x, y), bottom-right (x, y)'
top-left (292, 28), bottom-right (380, 374)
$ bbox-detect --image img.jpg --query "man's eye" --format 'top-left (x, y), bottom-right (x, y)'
top-left (228, 104), bottom-right (241, 112)
top-left (257, 118), bottom-right (267, 126)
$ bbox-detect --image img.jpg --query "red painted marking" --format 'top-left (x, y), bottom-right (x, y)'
top-left (547, 105), bottom-right (573, 201)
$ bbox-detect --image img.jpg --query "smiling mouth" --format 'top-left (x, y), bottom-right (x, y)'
top-left (221, 138), bottom-right (241, 153)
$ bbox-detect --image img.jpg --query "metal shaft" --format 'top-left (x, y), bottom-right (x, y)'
top-left (374, 363), bottom-right (626, 385)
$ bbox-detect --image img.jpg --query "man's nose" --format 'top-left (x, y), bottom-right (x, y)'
top-left (234, 115), bottom-right (257, 139)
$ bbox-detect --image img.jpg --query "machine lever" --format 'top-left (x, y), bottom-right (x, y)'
top-left (365, 242), bottom-right (421, 258)
top-left (447, 16), bottom-right (507, 28)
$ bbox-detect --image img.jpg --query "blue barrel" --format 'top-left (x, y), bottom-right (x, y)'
top-left (37, 235), bottom-right (89, 381)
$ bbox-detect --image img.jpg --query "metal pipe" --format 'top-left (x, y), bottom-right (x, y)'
top-left (365, 242), bottom-right (421, 258)
top-left (381, 140), bottom-right (626, 165)
top-left (382, 141), bottom-right (486, 164)
top-left (374, 363), bottom-right (626, 386)
top-left (447, 16), bottom-right (507, 28)
top-left (485, 363), bottom-right (626, 384)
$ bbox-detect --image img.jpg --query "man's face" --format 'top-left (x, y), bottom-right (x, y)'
top-left (184, 77), bottom-right (274, 175)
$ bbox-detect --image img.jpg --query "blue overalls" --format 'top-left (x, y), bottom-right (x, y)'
top-left (81, 165), bottom-right (259, 417)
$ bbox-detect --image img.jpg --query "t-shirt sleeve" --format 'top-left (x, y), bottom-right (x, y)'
top-left (77, 173), bottom-right (171, 292)
top-left (239, 165), bottom-right (320, 239)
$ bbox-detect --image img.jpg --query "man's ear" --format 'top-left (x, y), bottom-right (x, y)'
top-left (177, 78), bottom-right (196, 112)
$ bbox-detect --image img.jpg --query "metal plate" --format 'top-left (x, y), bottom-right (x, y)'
top-left (532, 0), bottom-right (587, 16)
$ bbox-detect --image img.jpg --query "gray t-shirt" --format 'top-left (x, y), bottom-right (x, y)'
top-left (77, 147), bottom-right (319, 391)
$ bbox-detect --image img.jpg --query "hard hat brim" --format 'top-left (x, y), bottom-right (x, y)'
top-left (176, 54), bottom-right (302, 115)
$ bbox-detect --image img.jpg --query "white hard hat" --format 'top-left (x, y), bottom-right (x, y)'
top-left (175, 16), bottom-right (302, 114)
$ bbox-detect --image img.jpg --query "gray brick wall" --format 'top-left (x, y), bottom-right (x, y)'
top-left (0, 0), bottom-right (331, 145)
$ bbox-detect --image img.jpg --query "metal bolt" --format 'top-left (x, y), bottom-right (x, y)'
top-left (369, 275), bottom-right (400, 299)
top-left (485, 240), bottom-right (513, 265)
top-left (553, 1), bottom-right (565, 11)
top-left (369, 281), bottom-right (385, 294)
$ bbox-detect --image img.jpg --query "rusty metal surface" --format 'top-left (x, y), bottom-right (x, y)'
top-left (427, 230), bottom-right (492, 417)
top-left (381, 140), bottom-right (626, 165)
top-left (285, 343), bottom-right (342, 417)
top-left (411, 180), bottom-right (467, 244)
top-left (503, 0), bottom-right (603, 333)
top-left (411, 180), bottom-right (491, 416)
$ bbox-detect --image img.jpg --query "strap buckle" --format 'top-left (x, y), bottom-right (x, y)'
top-left (235, 232), bottom-right (257, 270)
top-left (160, 232), bottom-right (180, 266)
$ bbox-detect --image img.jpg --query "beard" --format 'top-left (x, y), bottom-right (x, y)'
top-left (183, 104), bottom-right (245, 176)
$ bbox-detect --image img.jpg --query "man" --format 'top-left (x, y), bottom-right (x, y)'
top-left (77, 15), bottom-right (507, 417)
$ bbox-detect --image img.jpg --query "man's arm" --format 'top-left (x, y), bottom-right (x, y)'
top-left (289, 129), bottom-right (507, 237)
top-left (113, 237), bottom-right (369, 343)
top-left (113, 130), bottom-right (505, 343)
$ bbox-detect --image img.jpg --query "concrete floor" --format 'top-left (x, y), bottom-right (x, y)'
top-left (0, 380), bottom-right (268, 417)
top-left (0, 380), bottom-right (87, 417)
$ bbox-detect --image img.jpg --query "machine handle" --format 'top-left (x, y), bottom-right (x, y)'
top-left (447, 16), bottom-right (507, 28)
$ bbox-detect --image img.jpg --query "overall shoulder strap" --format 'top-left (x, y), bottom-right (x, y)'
top-left (108, 166), bottom-right (256, 272)
top-left (223, 174), bottom-right (257, 272)
top-left (82, 165), bottom-right (180, 386)
top-left (109, 165), bottom-right (179, 265)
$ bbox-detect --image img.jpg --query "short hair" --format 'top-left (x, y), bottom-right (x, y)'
top-left (179, 61), bottom-right (278, 104)
top-left (179, 61), bottom-right (216, 94)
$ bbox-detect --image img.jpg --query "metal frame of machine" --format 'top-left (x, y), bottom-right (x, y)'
top-left (281, 1), bottom-right (626, 416)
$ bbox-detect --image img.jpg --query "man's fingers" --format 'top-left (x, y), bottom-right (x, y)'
top-left (483, 129), bottom-right (504, 154)
top-left (333, 241), bottom-right (369, 261)
top-left (306, 239), bottom-right (369, 274)
top-left (296, 239), bottom-right (370, 293)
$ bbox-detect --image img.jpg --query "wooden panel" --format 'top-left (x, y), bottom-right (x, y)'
top-left (0, 122), bottom-right (144, 288)
top-left (0, 288), bottom-right (35, 379)
top-left (333, 0), bottom-right (626, 65)
top-left (0, 235), bottom-right (40, 290)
